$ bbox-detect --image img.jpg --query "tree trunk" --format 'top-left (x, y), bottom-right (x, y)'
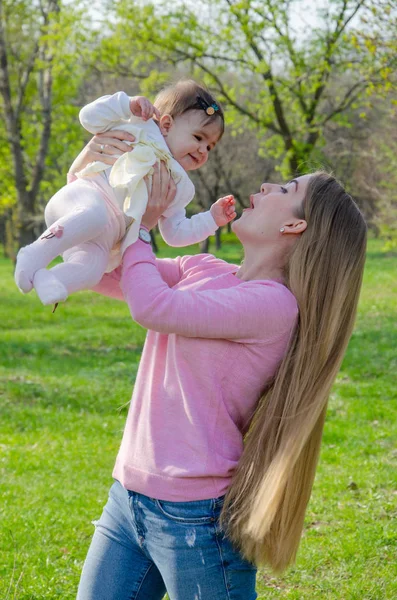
top-left (0, 0), bottom-right (57, 252)
top-left (200, 237), bottom-right (210, 253)
top-left (215, 227), bottom-right (221, 250)
top-left (1, 207), bottom-right (18, 261)
top-left (17, 190), bottom-right (37, 247)
top-left (288, 150), bottom-right (301, 177)
top-left (150, 229), bottom-right (158, 253)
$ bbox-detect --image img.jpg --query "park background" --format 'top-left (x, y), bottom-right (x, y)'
top-left (0, 0), bottom-right (396, 598)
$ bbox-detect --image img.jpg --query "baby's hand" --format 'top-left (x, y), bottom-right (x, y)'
top-left (129, 96), bottom-right (161, 121)
top-left (210, 195), bottom-right (237, 227)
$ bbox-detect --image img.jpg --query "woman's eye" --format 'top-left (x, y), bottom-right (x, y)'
top-left (280, 186), bottom-right (288, 194)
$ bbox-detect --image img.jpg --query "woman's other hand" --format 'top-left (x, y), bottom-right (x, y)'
top-left (141, 162), bottom-right (177, 231)
top-left (68, 130), bottom-right (136, 176)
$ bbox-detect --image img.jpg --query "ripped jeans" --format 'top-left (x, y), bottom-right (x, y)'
top-left (76, 480), bottom-right (257, 600)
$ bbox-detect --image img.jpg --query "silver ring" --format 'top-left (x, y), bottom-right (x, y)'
top-left (100, 144), bottom-right (105, 153)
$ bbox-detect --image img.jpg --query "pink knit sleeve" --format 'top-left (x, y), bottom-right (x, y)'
top-left (91, 266), bottom-right (124, 300)
top-left (92, 254), bottom-right (184, 300)
top-left (121, 242), bottom-right (298, 343)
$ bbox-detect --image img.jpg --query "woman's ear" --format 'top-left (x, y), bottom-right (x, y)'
top-left (159, 114), bottom-right (174, 137)
top-left (282, 219), bottom-right (307, 235)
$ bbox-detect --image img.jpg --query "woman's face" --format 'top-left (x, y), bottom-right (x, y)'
top-left (232, 175), bottom-right (310, 244)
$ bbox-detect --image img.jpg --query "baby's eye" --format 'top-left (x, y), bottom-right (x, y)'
top-left (194, 135), bottom-right (202, 141)
top-left (280, 186), bottom-right (288, 194)
top-left (207, 145), bottom-right (211, 152)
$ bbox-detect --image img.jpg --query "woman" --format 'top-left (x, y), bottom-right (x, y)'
top-left (70, 132), bottom-right (367, 599)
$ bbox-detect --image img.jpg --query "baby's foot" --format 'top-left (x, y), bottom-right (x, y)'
top-left (14, 246), bottom-right (36, 293)
top-left (33, 269), bottom-right (68, 306)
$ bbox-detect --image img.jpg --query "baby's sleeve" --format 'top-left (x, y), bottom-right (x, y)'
top-left (79, 91), bottom-right (132, 134)
top-left (158, 208), bottom-right (218, 247)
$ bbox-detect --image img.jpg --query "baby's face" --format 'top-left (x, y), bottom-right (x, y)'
top-left (162, 111), bottom-right (222, 171)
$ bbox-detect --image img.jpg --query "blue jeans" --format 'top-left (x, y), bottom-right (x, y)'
top-left (77, 480), bottom-right (257, 600)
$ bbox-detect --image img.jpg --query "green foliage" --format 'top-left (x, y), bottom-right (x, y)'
top-left (0, 1), bottom-right (90, 215)
top-left (0, 238), bottom-right (396, 598)
top-left (95, 0), bottom-right (397, 176)
top-left (373, 121), bottom-right (397, 251)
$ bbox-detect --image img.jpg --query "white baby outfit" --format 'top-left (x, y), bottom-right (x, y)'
top-left (78, 92), bottom-right (218, 258)
top-left (14, 92), bottom-right (218, 305)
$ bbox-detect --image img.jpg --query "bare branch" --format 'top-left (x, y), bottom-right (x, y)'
top-left (322, 82), bottom-right (366, 125)
top-left (306, 0), bottom-right (367, 124)
top-left (0, 0), bottom-right (28, 195)
top-left (194, 57), bottom-right (281, 133)
top-left (221, 1), bottom-right (295, 147)
top-left (29, 1), bottom-right (60, 201)
top-left (16, 40), bottom-right (40, 118)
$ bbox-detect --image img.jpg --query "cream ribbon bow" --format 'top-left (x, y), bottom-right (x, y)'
top-left (77, 133), bottom-right (183, 263)
top-left (109, 141), bottom-right (175, 220)
top-left (110, 141), bottom-right (183, 254)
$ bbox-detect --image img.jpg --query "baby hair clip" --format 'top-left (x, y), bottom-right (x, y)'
top-left (196, 96), bottom-right (219, 116)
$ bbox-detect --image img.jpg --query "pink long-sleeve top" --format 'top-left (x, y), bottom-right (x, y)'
top-left (94, 240), bottom-right (298, 501)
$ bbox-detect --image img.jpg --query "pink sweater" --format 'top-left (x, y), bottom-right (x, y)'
top-left (94, 240), bottom-right (298, 501)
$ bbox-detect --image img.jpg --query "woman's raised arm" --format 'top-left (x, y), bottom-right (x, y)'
top-left (92, 253), bottom-right (185, 301)
top-left (121, 241), bottom-right (298, 343)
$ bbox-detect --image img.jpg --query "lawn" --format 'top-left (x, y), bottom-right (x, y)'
top-left (0, 236), bottom-right (396, 599)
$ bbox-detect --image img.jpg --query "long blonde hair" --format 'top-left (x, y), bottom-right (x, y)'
top-left (222, 172), bottom-right (367, 572)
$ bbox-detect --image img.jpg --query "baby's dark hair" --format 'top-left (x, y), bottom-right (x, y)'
top-left (154, 79), bottom-right (225, 137)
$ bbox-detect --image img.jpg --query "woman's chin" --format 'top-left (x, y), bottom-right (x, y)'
top-left (231, 216), bottom-right (243, 235)
top-left (232, 216), bottom-right (257, 245)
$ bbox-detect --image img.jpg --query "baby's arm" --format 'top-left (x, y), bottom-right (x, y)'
top-left (158, 208), bottom-right (218, 248)
top-left (79, 91), bottom-right (158, 136)
top-left (158, 196), bottom-right (236, 247)
top-left (79, 91), bottom-right (133, 134)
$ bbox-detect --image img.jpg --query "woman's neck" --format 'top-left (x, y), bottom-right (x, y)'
top-left (235, 245), bottom-right (285, 282)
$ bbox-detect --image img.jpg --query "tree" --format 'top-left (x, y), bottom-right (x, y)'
top-left (101, 0), bottom-right (397, 177)
top-left (0, 0), bottom-right (88, 253)
top-left (323, 94), bottom-right (397, 247)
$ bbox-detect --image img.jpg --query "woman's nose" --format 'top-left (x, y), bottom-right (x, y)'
top-left (261, 182), bottom-right (272, 194)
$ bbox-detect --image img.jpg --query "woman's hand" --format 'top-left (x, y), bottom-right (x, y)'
top-left (68, 130), bottom-right (136, 176)
top-left (141, 162), bottom-right (177, 231)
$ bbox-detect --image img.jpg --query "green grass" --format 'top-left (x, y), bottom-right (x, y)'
top-left (0, 236), bottom-right (396, 599)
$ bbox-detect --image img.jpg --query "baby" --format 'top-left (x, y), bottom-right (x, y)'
top-left (15, 80), bottom-right (236, 306)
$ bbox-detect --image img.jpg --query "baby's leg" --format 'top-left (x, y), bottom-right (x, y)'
top-left (15, 181), bottom-right (108, 293)
top-left (33, 241), bottom-right (109, 305)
